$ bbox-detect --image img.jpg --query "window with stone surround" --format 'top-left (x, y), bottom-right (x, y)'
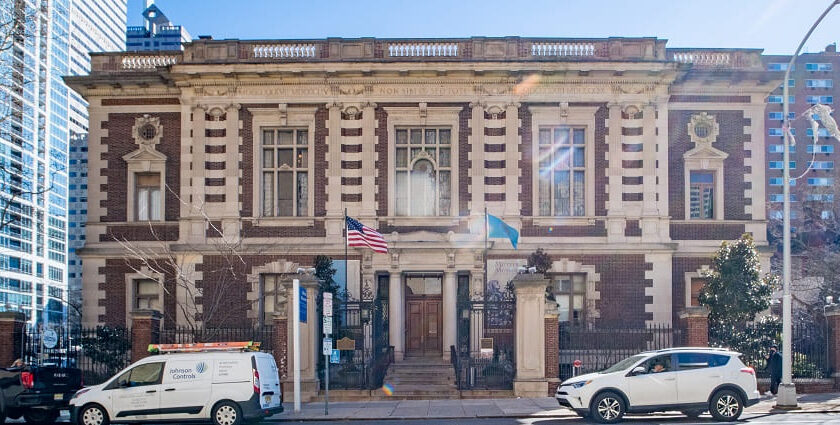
top-left (537, 126), bottom-right (586, 217)
top-left (394, 127), bottom-right (452, 216)
top-left (134, 279), bottom-right (160, 310)
top-left (689, 171), bottom-right (715, 219)
top-left (261, 128), bottom-right (309, 217)
top-left (551, 273), bottom-right (586, 324)
top-left (135, 173), bottom-right (162, 221)
top-left (259, 274), bottom-right (284, 327)
top-left (689, 277), bottom-right (706, 307)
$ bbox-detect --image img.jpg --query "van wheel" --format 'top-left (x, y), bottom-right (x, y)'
top-left (78, 404), bottom-right (109, 425)
top-left (709, 389), bottom-right (743, 421)
top-left (23, 409), bottom-right (59, 425)
top-left (212, 401), bottom-right (243, 425)
top-left (590, 391), bottom-right (625, 423)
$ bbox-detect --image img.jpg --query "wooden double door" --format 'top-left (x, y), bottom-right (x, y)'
top-left (405, 295), bottom-right (442, 356)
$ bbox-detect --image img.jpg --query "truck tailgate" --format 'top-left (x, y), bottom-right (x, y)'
top-left (32, 366), bottom-right (83, 393)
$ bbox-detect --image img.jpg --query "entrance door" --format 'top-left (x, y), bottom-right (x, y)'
top-left (405, 274), bottom-right (443, 357)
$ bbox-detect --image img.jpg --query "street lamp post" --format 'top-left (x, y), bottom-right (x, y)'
top-left (778, 0), bottom-right (840, 408)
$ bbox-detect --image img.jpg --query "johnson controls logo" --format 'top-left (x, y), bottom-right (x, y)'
top-left (196, 362), bottom-right (208, 374)
top-left (170, 362), bottom-right (208, 381)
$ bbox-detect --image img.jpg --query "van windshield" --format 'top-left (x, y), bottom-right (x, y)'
top-left (601, 355), bottom-right (646, 374)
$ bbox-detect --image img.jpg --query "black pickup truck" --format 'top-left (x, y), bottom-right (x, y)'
top-left (0, 364), bottom-right (82, 424)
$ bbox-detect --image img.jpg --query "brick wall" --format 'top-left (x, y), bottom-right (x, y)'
top-left (670, 223), bottom-right (746, 240)
top-left (545, 317), bottom-right (560, 395)
top-left (459, 105), bottom-right (472, 216)
top-left (668, 110), bottom-right (750, 220)
top-left (671, 257), bottom-right (712, 324)
top-left (0, 314), bottom-right (24, 367)
top-left (98, 259), bottom-right (177, 328)
top-left (101, 112), bottom-right (181, 223)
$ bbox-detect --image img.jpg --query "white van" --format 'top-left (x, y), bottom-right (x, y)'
top-left (69, 349), bottom-right (282, 425)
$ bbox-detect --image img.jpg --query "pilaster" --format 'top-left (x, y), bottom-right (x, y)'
top-left (512, 273), bottom-right (549, 397)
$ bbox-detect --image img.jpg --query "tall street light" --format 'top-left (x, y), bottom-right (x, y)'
top-left (778, 0), bottom-right (840, 408)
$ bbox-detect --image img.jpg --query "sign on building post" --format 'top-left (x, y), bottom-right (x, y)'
top-left (322, 292), bottom-right (333, 415)
top-left (299, 287), bottom-right (307, 323)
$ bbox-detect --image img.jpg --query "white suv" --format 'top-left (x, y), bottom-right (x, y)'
top-left (555, 347), bottom-right (759, 423)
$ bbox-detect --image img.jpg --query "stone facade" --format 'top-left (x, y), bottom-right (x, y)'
top-left (66, 37), bottom-right (778, 362)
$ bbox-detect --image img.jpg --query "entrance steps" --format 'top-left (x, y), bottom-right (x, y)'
top-left (381, 356), bottom-right (460, 399)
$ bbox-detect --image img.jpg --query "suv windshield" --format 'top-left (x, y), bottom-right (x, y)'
top-left (601, 355), bottom-right (647, 374)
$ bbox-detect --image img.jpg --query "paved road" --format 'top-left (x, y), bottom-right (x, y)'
top-left (13, 411), bottom-right (840, 424)
top-left (276, 412), bottom-right (840, 424)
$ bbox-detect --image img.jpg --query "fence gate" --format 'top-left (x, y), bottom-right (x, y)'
top-left (320, 292), bottom-right (392, 390)
top-left (454, 286), bottom-right (516, 390)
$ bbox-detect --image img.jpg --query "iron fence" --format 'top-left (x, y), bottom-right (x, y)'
top-left (710, 321), bottom-right (831, 379)
top-left (159, 326), bottom-right (275, 354)
top-left (23, 326), bottom-right (132, 386)
top-left (557, 323), bottom-right (683, 380)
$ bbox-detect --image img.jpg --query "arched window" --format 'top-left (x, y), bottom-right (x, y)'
top-left (395, 127), bottom-right (452, 216)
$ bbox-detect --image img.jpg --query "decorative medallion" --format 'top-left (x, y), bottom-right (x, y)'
top-left (132, 114), bottom-right (163, 147)
top-left (687, 112), bottom-right (719, 147)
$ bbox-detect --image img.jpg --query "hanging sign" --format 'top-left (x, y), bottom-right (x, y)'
top-left (322, 337), bottom-right (333, 355)
top-left (299, 287), bottom-right (308, 323)
top-left (323, 292), bottom-right (333, 316)
top-left (330, 349), bottom-right (340, 364)
top-left (322, 316), bottom-right (332, 335)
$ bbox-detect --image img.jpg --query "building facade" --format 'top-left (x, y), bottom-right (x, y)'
top-left (125, 2), bottom-right (190, 52)
top-left (0, 0), bottom-right (73, 324)
top-left (67, 37), bottom-right (778, 361)
top-left (763, 45), bottom-right (840, 227)
top-left (67, 0), bottom-right (127, 321)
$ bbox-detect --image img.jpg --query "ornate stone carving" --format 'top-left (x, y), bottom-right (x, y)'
top-left (343, 105), bottom-right (361, 119)
top-left (485, 104), bottom-right (504, 119)
top-left (688, 112), bottom-right (720, 147)
top-left (132, 114), bottom-right (163, 147)
top-left (278, 103), bottom-right (288, 125)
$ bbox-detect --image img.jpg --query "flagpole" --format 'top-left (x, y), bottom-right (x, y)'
top-left (344, 207), bottom-right (348, 295)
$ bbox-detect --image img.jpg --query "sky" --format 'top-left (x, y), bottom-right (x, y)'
top-left (125, 0), bottom-right (840, 55)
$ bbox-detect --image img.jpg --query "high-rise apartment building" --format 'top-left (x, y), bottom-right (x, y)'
top-left (0, 0), bottom-right (72, 324)
top-left (764, 45), bottom-right (840, 228)
top-left (125, 2), bottom-right (190, 51)
top-left (67, 0), bottom-right (127, 319)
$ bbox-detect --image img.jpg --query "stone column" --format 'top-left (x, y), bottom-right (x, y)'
top-left (512, 273), bottom-right (549, 397)
top-left (545, 314), bottom-right (560, 396)
top-left (0, 312), bottom-right (26, 367)
top-left (470, 102), bottom-right (486, 215)
top-left (504, 102), bottom-right (520, 217)
top-left (442, 270), bottom-right (458, 360)
top-left (130, 310), bottom-right (162, 363)
top-left (360, 102), bottom-right (378, 218)
top-left (680, 306), bottom-right (710, 347)
top-left (326, 102), bottom-right (343, 221)
top-left (389, 271), bottom-right (404, 361)
top-left (641, 103), bottom-right (660, 242)
top-left (825, 305), bottom-right (840, 389)
top-left (223, 103), bottom-right (242, 225)
top-left (281, 274), bottom-right (320, 402)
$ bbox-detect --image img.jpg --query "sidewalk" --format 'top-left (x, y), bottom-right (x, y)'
top-left (267, 393), bottom-right (840, 422)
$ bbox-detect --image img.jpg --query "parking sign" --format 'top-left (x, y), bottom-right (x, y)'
top-left (322, 337), bottom-right (333, 355)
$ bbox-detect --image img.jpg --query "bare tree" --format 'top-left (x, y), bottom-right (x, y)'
top-left (112, 186), bottom-right (291, 336)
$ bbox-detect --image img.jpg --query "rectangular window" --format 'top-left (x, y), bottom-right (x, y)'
top-left (260, 274), bottom-right (283, 327)
top-left (808, 144), bottom-right (834, 153)
top-left (261, 128), bottom-right (309, 217)
top-left (769, 145), bottom-right (795, 153)
top-left (806, 63), bottom-right (832, 71)
top-left (768, 112), bottom-right (796, 120)
top-left (806, 193), bottom-right (834, 202)
top-left (808, 161), bottom-right (834, 170)
top-left (779, 79), bottom-right (795, 88)
top-left (768, 95), bottom-right (795, 104)
top-left (690, 278), bottom-right (706, 307)
top-left (806, 128), bottom-right (832, 137)
top-left (769, 178), bottom-right (796, 186)
top-left (807, 95), bottom-right (834, 104)
top-left (806, 79), bottom-right (833, 88)
top-left (767, 63), bottom-right (792, 71)
top-left (135, 173), bottom-right (161, 221)
top-left (551, 274), bottom-right (586, 324)
top-left (538, 126), bottom-right (586, 217)
top-left (769, 194), bottom-right (797, 202)
top-left (769, 128), bottom-right (783, 136)
top-left (394, 127), bottom-right (452, 216)
top-left (769, 161), bottom-right (796, 169)
top-left (134, 279), bottom-right (160, 310)
top-left (808, 177), bottom-right (834, 186)
top-left (689, 171), bottom-right (715, 219)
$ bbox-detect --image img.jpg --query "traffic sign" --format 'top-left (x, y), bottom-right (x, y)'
top-left (573, 359), bottom-right (582, 368)
top-left (330, 349), bottom-right (340, 364)
top-left (322, 316), bottom-right (332, 335)
top-left (323, 292), bottom-right (333, 316)
top-left (322, 337), bottom-right (333, 355)
top-left (299, 287), bottom-right (307, 323)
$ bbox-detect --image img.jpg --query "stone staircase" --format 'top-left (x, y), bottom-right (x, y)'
top-left (381, 356), bottom-right (460, 399)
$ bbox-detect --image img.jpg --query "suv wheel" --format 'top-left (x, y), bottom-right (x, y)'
top-left (709, 389), bottom-right (743, 421)
top-left (212, 401), bottom-right (243, 425)
top-left (591, 391), bottom-right (625, 424)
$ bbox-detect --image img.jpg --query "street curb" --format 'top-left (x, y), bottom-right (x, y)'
top-left (264, 409), bottom-right (840, 422)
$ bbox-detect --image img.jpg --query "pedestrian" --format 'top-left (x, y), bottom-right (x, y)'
top-left (764, 344), bottom-right (782, 395)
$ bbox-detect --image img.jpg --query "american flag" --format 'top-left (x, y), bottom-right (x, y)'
top-left (346, 216), bottom-right (388, 253)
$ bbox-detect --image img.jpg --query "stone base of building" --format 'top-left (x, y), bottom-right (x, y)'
top-left (281, 378), bottom-right (321, 403)
top-left (513, 379), bottom-right (548, 398)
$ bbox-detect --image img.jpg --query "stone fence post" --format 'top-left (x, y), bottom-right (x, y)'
top-left (281, 274), bottom-right (320, 403)
top-left (0, 312), bottom-right (26, 367)
top-left (825, 304), bottom-right (840, 389)
top-left (130, 310), bottom-right (162, 363)
top-left (679, 306), bottom-right (710, 347)
top-left (513, 272), bottom-right (549, 397)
